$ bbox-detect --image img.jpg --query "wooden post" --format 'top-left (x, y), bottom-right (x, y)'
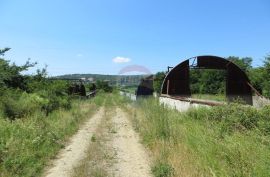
top-left (167, 80), bottom-right (170, 95)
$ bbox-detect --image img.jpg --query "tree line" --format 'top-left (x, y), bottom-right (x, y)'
top-left (0, 48), bottom-right (117, 120)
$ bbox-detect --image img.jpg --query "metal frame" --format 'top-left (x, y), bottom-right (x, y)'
top-left (136, 75), bottom-right (154, 97)
top-left (161, 55), bottom-right (253, 105)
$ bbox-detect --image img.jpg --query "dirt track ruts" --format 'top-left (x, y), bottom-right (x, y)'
top-left (43, 107), bottom-right (104, 177)
top-left (110, 108), bottom-right (152, 177)
top-left (43, 106), bottom-right (152, 177)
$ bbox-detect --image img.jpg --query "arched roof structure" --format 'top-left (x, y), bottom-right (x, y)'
top-left (161, 55), bottom-right (253, 105)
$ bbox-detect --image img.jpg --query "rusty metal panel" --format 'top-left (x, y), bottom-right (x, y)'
top-left (161, 55), bottom-right (253, 105)
top-left (226, 64), bottom-right (252, 105)
top-left (161, 60), bottom-right (191, 96)
top-left (136, 75), bottom-right (154, 97)
top-left (197, 56), bottom-right (228, 69)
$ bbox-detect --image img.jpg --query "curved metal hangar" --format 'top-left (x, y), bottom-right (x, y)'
top-left (161, 55), bottom-right (253, 105)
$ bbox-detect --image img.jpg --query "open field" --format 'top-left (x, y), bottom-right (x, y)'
top-left (1, 92), bottom-right (270, 177)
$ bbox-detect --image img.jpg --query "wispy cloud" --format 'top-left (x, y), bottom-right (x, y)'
top-left (112, 56), bottom-right (131, 63)
top-left (76, 53), bottom-right (83, 57)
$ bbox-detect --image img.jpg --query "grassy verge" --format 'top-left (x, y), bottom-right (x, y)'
top-left (0, 96), bottom-right (104, 177)
top-left (191, 94), bottom-right (226, 102)
top-left (128, 97), bottom-right (270, 177)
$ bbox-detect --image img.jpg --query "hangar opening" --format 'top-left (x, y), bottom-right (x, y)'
top-left (161, 56), bottom-right (254, 105)
top-left (189, 67), bottom-right (226, 102)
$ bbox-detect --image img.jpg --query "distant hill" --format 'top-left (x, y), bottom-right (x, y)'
top-left (53, 74), bottom-right (150, 86)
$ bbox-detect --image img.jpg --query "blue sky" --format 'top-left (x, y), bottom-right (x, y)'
top-left (0, 0), bottom-right (269, 76)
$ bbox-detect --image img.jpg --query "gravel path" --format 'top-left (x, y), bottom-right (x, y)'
top-left (43, 107), bottom-right (104, 177)
top-left (43, 106), bottom-right (152, 177)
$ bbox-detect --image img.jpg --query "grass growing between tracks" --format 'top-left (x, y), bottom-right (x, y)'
top-left (128, 98), bottom-right (270, 177)
top-left (0, 95), bottom-right (105, 177)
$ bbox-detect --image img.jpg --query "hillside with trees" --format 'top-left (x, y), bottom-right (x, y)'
top-left (55, 74), bottom-right (146, 87)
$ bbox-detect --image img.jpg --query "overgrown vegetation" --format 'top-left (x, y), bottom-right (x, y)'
top-left (96, 80), bottom-right (113, 92)
top-left (0, 48), bottom-right (71, 120)
top-left (0, 48), bottom-right (105, 177)
top-left (0, 98), bottom-right (102, 177)
top-left (128, 98), bottom-right (270, 176)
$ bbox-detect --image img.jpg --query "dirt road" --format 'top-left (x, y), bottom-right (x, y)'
top-left (43, 107), bottom-right (105, 177)
top-left (43, 107), bottom-right (152, 177)
top-left (111, 108), bottom-right (152, 177)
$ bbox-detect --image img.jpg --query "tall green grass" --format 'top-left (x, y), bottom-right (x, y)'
top-left (191, 94), bottom-right (226, 102)
top-left (129, 98), bottom-right (270, 177)
top-left (0, 96), bottom-right (103, 177)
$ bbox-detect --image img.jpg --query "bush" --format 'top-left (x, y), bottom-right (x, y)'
top-left (37, 90), bottom-right (71, 116)
top-left (0, 80), bottom-right (71, 120)
top-left (0, 91), bottom-right (48, 120)
top-left (186, 103), bottom-right (270, 136)
top-left (152, 162), bottom-right (174, 177)
top-left (258, 105), bottom-right (270, 134)
top-left (96, 80), bottom-right (113, 92)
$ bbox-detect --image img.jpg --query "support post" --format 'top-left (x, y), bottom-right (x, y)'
top-left (167, 80), bottom-right (170, 95)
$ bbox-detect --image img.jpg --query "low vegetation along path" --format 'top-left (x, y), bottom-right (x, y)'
top-left (43, 106), bottom-right (152, 177)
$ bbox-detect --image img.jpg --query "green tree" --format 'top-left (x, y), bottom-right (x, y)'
top-left (96, 80), bottom-right (113, 92)
top-left (190, 69), bottom-right (225, 94)
top-left (227, 56), bottom-right (252, 72)
top-left (248, 67), bottom-right (264, 94)
top-left (0, 48), bottom-right (71, 119)
top-left (153, 72), bottom-right (166, 94)
top-left (262, 55), bottom-right (270, 97)
top-left (0, 48), bottom-right (36, 90)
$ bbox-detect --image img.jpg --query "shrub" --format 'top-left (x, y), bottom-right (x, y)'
top-left (258, 105), bottom-right (270, 134)
top-left (152, 162), bottom-right (174, 177)
top-left (205, 104), bottom-right (259, 134)
top-left (96, 80), bottom-right (113, 92)
top-left (37, 90), bottom-right (71, 116)
top-left (0, 92), bottom-right (47, 120)
top-left (0, 82), bottom-right (71, 119)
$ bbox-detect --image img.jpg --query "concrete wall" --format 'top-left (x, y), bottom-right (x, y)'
top-left (159, 97), bottom-right (210, 112)
top-left (120, 91), bottom-right (270, 112)
top-left (252, 96), bottom-right (270, 108)
top-left (160, 96), bottom-right (270, 112)
top-left (119, 91), bottom-right (136, 101)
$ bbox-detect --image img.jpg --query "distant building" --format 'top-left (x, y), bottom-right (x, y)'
top-left (87, 77), bottom-right (94, 82)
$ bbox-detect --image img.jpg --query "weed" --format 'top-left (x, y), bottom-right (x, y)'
top-left (152, 161), bottom-right (174, 177)
top-left (91, 134), bottom-right (97, 142)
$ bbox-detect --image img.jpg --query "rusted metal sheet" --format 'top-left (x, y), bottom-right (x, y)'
top-left (226, 63), bottom-right (252, 104)
top-left (197, 56), bottom-right (228, 69)
top-left (161, 60), bottom-right (191, 97)
top-left (161, 55), bottom-right (253, 105)
top-left (68, 83), bottom-right (86, 96)
top-left (136, 75), bottom-right (154, 97)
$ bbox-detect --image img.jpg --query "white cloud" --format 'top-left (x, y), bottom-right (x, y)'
top-left (76, 54), bottom-right (83, 57)
top-left (112, 56), bottom-right (131, 63)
